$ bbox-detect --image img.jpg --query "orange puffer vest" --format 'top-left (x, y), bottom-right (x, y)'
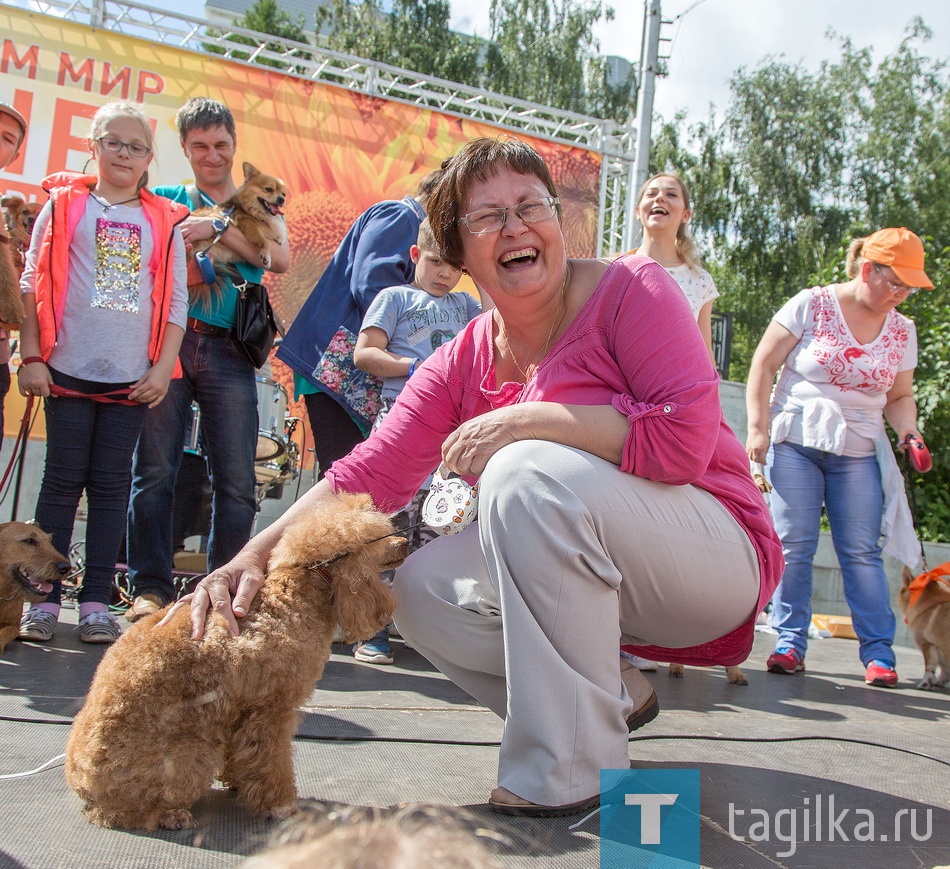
top-left (33, 172), bottom-right (188, 375)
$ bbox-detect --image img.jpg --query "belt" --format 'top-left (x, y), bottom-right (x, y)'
top-left (187, 317), bottom-right (230, 337)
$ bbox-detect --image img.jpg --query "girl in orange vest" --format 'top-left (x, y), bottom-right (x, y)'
top-left (16, 101), bottom-right (189, 644)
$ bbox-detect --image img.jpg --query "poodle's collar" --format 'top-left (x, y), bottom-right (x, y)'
top-left (306, 523), bottom-right (425, 577)
top-left (308, 563), bottom-right (334, 586)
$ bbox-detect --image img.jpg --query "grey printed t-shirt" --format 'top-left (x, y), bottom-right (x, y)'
top-left (361, 285), bottom-right (481, 400)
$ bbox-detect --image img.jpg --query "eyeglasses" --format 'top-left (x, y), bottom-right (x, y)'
top-left (873, 263), bottom-right (919, 295)
top-left (96, 136), bottom-right (151, 159)
top-left (458, 196), bottom-right (560, 235)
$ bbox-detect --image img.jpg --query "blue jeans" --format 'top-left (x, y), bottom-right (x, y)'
top-left (127, 329), bottom-right (258, 603)
top-left (769, 441), bottom-right (895, 666)
top-left (35, 370), bottom-right (147, 606)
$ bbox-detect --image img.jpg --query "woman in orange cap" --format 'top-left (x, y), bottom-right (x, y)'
top-left (746, 227), bottom-right (934, 689)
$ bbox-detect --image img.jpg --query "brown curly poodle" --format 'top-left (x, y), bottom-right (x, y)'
top-left (65, 492), bottom-right (406, 831)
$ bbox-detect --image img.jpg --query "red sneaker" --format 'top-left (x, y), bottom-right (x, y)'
top-left (767, 647), bottom-right (805, 674)
top-left (865, 660), bottom-right (899, 688)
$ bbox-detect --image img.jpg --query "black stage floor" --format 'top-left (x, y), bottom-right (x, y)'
top-left (2, 606), bottom-right (948, 869)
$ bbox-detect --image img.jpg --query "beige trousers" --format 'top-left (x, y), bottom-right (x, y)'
top-left (393, 440), bottom-right (759, 806)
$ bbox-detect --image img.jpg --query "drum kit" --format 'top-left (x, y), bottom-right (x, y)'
top-left (184, 374), bottom-right (301, 505)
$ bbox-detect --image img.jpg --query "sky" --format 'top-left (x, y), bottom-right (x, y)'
top-left (450, 0), bottom-right (949, 126)
top-left (7, 0), bottom-right (945, 127)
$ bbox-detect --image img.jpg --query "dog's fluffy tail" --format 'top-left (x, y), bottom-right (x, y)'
top-left (332, 573), bottom-right (397, 644)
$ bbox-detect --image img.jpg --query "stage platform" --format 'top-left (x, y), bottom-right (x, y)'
top-left (1, 606), bottom-right (948, 869)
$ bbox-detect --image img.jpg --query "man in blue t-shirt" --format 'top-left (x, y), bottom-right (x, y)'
top-left (125, 98), bottom-right (289, 621)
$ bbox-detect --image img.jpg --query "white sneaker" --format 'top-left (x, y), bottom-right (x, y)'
top-left (79, 611), bottom-right (122, 644)
top-left (18, 609), bottom-right (58, 642)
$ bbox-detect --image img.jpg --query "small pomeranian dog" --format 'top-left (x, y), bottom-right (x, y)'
top-left (190, 162), bottom-right (287, 300)
top-left (2, 195), bottom-right (42, 273)
top-left (899, 564), bottom-right (950, 691)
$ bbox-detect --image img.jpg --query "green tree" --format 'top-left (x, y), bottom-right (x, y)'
top-left (483, 0), bottom-right (631, 121)
top-left (385, 0), bottom-right (481, 84)
top-left (315, 0), bottom-right (479, 84)
top-left (204, 0), bottom-right (311, 70)
top-left (314, 0), bottom-right (632, 122)
top-left (314, 0), bottom-right (391, 62)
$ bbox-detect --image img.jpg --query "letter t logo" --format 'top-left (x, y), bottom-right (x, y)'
top-left (625, 793), bottom-right (679, 844)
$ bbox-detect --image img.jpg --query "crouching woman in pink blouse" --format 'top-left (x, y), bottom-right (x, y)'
top-left (184, 137), bottom-right (782, 817)
top-left (746, 227), bottom-right (933, 689)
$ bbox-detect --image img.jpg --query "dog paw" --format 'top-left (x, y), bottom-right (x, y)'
top-left (668, 664), bottom-right (685, 679)
top-left (268, 801), bottom-right (300, 821)
top-left (159, 809), bottom-right (197, 830)
top-left (259, 250), bottom-right (271, 269)
top-left (916, 673), bottom-right (941, 691)
top-left (726, 667), bottom-right (748, 686)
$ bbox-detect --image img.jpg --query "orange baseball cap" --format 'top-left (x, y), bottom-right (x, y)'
top-left (862, 227), bottom-right (934, 290)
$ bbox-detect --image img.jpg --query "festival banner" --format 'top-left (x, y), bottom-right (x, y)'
top-left (1, 5), bottom-right (602, 447)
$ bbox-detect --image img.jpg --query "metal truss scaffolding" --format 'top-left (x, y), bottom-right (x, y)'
top-left (17, 0), bottom-right (638, 253)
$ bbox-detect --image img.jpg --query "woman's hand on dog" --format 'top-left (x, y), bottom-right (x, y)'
top-left (175, 551), bottom-right (268, 639)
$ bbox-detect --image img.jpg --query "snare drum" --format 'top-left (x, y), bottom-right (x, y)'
top-left (255, 376), bottom-right (288, 460)
top-left (255, 436), bottom-right (299, 486)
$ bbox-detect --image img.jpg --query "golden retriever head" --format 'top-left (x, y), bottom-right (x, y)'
top-left (0, 521), bottom-right (71, 603)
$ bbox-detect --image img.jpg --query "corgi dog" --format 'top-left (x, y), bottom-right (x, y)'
top-left (190, 162), bottom-right (287, 300)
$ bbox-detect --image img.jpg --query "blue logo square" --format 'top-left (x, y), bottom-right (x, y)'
top-left (600, 768), bottom-right (700, 868)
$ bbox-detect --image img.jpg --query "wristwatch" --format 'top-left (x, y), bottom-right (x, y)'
top-left (211, 215), bottom-right (230, 234)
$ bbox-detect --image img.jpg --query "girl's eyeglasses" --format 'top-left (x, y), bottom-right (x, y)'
top-left (95, 136), bottom-right (151, 159)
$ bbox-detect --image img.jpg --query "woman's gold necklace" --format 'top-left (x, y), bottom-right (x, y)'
top-left (500, 269), bottom-right (569, 382)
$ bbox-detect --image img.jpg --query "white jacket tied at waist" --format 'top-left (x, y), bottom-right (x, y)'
top-left (771, 396), bottom-right (921, 569)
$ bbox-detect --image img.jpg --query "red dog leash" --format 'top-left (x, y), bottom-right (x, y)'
top-left (0, 380), bottom-right (139, 494)
top-left (47, 384), bottom-right (139, 405)
top-left (0, 393), bottom-right (36, 494)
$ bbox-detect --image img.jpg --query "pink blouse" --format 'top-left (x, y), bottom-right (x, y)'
top-left (328, 254), bottom-right (783, 665)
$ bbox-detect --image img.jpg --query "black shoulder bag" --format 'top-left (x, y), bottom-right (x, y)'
top-left (186, 188), bottom-right (283, 369)
top-left (233, 277), bottom-right (282, 369)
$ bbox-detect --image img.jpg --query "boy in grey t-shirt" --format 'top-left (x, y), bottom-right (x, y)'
top-left (352, 219), bottom-right (480, 663)
top-left (355, 219), bottom-right (480, 401)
